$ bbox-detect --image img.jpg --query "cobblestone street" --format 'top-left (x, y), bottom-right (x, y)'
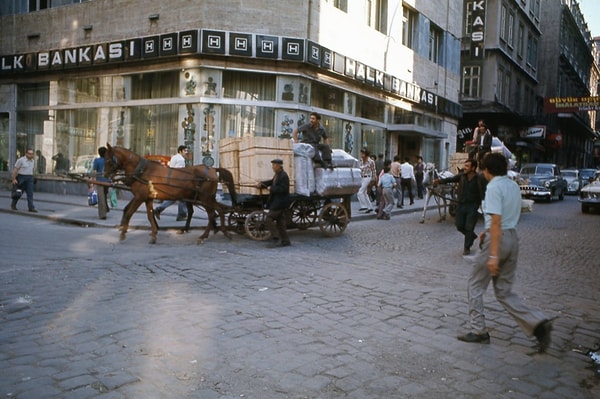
top-left (1, 193), bottom-right (599, 398)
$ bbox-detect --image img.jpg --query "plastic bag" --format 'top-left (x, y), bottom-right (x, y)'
top-left (88, 189), bottom-right (98, 206)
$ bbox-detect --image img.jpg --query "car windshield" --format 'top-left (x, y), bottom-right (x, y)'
top-left (562, 171), bottom-right (577, 178)
top-left (521, 166), bottom-right (536, 174)
top-left (536, 166), bottom-right (553, 175)
top-left (581, 169), bottom-right (596, 179)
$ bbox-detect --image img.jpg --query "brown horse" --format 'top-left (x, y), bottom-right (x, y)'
top-left (103, 144), bottom-right (237, 244)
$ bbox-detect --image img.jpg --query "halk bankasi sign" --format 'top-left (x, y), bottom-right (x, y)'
top-left (0, 29), bottom-right (461, 117)
top-left (544, 96), bottom-right (600, 113)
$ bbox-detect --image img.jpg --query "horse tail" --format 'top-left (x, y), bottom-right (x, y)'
top-left (217, 167), bottom-right (237, 206)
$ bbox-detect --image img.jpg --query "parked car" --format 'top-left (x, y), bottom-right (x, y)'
top-left (579, 170), bottom-right (600, 213)
top-left (561, 169), bottom-right (581, 194)
top-left (518, 163), bottom-right (567, 201)
top-left (579, 168), bottom-right (598, 188)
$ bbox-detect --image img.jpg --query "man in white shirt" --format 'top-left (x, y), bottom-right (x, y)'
top-left (154, 145), bottom-right (189, 221)
top-left (399, 157), bottom-right (415, 207)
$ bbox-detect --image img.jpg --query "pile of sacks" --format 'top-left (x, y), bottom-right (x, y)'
top-left (293, 143), bottom-right (361, 197)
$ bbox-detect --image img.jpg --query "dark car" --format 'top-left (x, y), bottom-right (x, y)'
top-left (579, 168), bottom-right (598, 188)
top-left (518, 163), bottom-right (567, 201)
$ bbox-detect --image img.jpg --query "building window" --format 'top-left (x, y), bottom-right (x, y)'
top-left (402, 6), bottom-right (416, 49)
top-left (326, 0), bottom-right (347, 12)
top-left (222, 71), bottom-right (276, 101)
top-left (517, 23), bottom-right (524, 58)
top-left (507, 12), bottom-right (514, 47)
top-left (504, 71), bottom-right (511, 105)
top-left (367, 0), bottom-right (387, 34)
top-left (429, 24), bottom-right (442, 63)
top-left (465, 1), bottom-right (474, 35)
top-left (462, 66), bottom-right (480, 97)
top-left (500, 4), bottom-right (507, 41)
top-left (497, 67), bottom-right (504, 103)
top-left (526, 34), bottom-right (538, 68)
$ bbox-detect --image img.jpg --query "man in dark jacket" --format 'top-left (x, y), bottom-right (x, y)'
top-left (259, 159), bottom-right (291, 247)
top-left (435, 158), bottom-right (487, 255)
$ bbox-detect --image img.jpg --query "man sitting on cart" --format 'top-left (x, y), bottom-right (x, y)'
top-left (292, 111), bottom-right (333, 169)
top-left (258, 159), bottom-right (291, 248)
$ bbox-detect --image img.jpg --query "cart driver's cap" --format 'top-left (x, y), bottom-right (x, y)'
top-left (271, 159), bottom-right (283, 165)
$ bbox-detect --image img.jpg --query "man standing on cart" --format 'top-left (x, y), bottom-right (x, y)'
top-left (292, 111), bottom-right (333, 169)
top-left (258, 159), bottom-right (291, 248)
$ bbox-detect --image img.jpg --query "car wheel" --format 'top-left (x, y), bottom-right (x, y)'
top-left (582, 204), bottom-right (590, 213)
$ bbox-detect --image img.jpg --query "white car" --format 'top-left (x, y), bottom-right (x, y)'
top-left (561, 169), bottom-right (581, 194)
top-left (579, 171), bottom-right (600, 213)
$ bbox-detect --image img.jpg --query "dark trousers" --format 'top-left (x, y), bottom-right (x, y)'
top-left (311, 143), bottom-right (332, 163)
top-left (400, 178), bottom-right (413, 205)
top-left (415, 173), bottom-right (424, 198)
top-left (455, 202), bottom-right (479, 250)
top-left (266, 208), bottom-right (290, 243)
top-left (12, 174), bottom-right (35, 210)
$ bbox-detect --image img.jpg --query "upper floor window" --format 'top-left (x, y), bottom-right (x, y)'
top-left (500, 4), bottom-right (507, 41)
top-left (526, 34), bottom-right (538, 68)
top-left (367, 0), bottom-right (387, 34)
top-left (402, 6), bottom-right (417, 49)
top-left (326, 0), bottom-right (347, 12)
top-left (517, 23), bottom-right (525, 57)
top-left (429, 25), bottom-right (443, 63)
top-left (465, 1), bottom-right (474, 36)
top-left (462, 66), bottom-right (480, 98)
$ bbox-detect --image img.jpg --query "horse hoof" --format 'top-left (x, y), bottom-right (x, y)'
top-left (196, 238), bottom-right (205, 245)
top-left (149, 238), bottom-right (157, 244)
top-left (419, 220), bottom-right (424, 224)
top-left (176, 229), bottom-right (187, 235)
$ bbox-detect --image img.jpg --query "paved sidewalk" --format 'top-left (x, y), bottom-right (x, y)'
top-left (0, 188), bottom-right (434, 229)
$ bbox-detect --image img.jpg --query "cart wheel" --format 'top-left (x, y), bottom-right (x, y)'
top-left (244, 210), bottom-right (272, 241)
top-left (290, 199), bottom-right (319, 229)
top-left (227, 210), bottom-right (248, 235)
top-left (318, 202), bottom-right (349, 237)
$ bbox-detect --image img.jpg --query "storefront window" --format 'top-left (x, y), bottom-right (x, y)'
top-left (356, 96), bottom-right (385, 122)
top-left (310, 82), bottom-right (344, 112)
top-left (18, 82), bottom-right (49, 107)
top-left (131, 71), bottom-right (179, 99)
top-left (221, 104), bottom-right (274, 138)
top-left (222, 71), bottom-right (276, 101)
top-left (359, 125), bottom-right (385, 155)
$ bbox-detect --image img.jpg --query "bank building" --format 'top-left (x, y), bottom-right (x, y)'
top-left (0, 0), bottom-right (462, 184)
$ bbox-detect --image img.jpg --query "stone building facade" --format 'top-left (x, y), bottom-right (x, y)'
top-left (0, 0), bottom-right (463, 182)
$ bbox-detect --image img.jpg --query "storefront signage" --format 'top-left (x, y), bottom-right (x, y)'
top-left (520, 125), bottom-right (546, 138)
top-left (0, 28), bottom-right (458, 116)
top-left (544, 96), bottom-right (600, 113)
top-left (470, 0), bottom-right (486, 59)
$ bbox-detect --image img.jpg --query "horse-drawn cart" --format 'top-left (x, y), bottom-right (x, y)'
top-left (95, 138), bottom-right (359, 244)
top-left (219, 137), bottom-right (360, 241)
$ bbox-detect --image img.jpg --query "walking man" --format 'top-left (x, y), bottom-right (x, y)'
top-left (434, 158), bottom-right (487, 255)
top-left (11, 148), bottom-right (37, 212)
top-left (457, 152), bottom-right (553, 353)
top-left (258, 159), bottom-right (291, 248)
top-left (399, 157), bottom-right (415, 207)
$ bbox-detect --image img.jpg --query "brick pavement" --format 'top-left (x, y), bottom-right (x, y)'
top-left (1, 189), bottom-right (599, 398)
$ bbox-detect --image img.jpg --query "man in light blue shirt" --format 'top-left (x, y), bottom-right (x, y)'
top-left (457, 153), bottom-right (553, 353)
